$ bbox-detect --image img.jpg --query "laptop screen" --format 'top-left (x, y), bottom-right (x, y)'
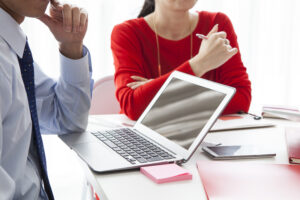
top-left (141, 77), bottom-right (226, 150)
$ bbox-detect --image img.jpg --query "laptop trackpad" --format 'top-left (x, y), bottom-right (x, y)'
top-left (72, 142), bottom-right (131, 172)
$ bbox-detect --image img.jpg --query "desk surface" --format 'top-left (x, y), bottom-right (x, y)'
top-left (64, 115), bottom-right (300, 200)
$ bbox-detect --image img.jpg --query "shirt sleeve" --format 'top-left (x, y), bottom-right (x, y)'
top-left (35, 46), bottom-right (93, 134)
top-left (213, 13), bottom-right (252, 114)
top-left (111, 24), bottom-right (195, 120)
top-left (0, 68), bottom-right (15, 200)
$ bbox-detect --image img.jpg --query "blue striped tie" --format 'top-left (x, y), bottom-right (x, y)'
top-left (18, 41), bottom-right (54, 200)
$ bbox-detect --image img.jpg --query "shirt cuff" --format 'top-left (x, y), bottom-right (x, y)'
top-left (60, 46), bottom-right (90, 84)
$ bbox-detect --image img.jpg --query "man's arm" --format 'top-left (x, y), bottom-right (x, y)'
top-left (35, 2), bottom-right (93, 134)
top-left (35, 47), bottom-right (93, 134)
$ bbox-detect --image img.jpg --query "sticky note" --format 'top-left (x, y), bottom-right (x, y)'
top-left (140, 164), bottom-right (192, 184)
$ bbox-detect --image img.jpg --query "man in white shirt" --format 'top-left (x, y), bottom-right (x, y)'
top-left (0, 0), bottom-right (93, 199)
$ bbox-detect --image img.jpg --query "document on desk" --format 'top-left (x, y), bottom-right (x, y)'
top-left (262, 106), bottom-right (300, 122)
top-left (197, 161), bottom-right (300, 200)
top-left (210, 114), bottom-right (274, 132)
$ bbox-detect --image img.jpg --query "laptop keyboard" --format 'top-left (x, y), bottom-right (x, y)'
top-left (91, 128), bottom-right (175, 165)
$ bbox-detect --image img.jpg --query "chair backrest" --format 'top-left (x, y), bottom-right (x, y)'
top-left (89, 75), bottom-right (120, 115)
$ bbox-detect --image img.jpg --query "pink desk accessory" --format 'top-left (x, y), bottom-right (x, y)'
top-left (197, 161), bottom-right (300, 200)
top-left (140, 163), bottom-right (192, 184)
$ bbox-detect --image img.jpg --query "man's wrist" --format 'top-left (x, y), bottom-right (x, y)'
top-left (59, 42), bottom-right (83, 59)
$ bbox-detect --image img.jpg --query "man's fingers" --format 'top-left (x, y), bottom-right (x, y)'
top-left (62, 4), bottom-right (72, 32)
top-left (50, 0), bottom-right (60, 8)
top-left (38, 14), bottom-right (55, 30)
top-left (207, 24), bottom-right (218, 37)
top-left (72, 7), bottom-right (80, 33)
top-left (79, 9), bottom-right (88, 32)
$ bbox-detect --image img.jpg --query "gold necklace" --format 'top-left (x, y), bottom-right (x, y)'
top-left (153, 14), bottom-right (194, 77)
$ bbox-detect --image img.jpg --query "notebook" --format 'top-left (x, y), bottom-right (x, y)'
top-left (210, 114), bottom-right (274, 132)
top-left (197, 161), bottom-right (300, 200)
top-left (60, 71), bottom-right (235, 172)
top-left (285, 127), bottom-right (300, 164)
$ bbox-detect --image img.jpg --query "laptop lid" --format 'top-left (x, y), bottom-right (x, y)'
top-left (134, 71), bottom-right (236, 162)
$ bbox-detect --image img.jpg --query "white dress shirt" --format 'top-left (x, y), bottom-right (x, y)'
top-left (0, 8), bottom-right (93, 200)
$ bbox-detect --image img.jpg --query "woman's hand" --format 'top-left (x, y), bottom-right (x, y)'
top-left (127, 76), bottom-right (153, 90)
top-left (190, 24), bottom-right (238, 76)
top-left (38, 0), bottom-right (88, 59)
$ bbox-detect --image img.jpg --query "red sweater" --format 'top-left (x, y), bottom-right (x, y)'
top-left (111, 11), bottom-right (251, 120)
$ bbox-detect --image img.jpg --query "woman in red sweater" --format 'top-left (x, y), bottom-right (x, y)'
top-left (111, 0), bottom-right (251, 120)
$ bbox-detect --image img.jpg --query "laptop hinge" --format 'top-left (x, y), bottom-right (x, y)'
top-left (176, 159), bottom-right (186, 165)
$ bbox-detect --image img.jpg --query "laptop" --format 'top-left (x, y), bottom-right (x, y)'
top-left (60, 71), bottom-right (235, 172)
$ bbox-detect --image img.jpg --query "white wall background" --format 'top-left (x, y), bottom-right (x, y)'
top-left (22, 0), bottom-right (300, 114)
top-left (20, 1), bottom-right (300, 199)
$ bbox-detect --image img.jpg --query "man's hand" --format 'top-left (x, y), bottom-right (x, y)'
top-left (38, 0), bottom-right (88, 59)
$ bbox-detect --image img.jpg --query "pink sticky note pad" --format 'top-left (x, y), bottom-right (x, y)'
top-left (140, 164), bottom-right (192, 184)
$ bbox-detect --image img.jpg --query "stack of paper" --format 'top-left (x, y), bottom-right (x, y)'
top-left (262, 105), bottom-right (300, 121)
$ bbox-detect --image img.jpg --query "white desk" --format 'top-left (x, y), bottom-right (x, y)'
top-left (61, 115), bottom-right (300, 200)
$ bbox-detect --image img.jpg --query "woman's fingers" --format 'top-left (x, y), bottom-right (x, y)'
top-left (127, 82), bottom-right (137, 87)
top-left (127, 78), bottom-right (153, 89)
top-left (227, 47), bottom-right (238, 56)
top-left (131, 76), bottom-right (148, 81)
top-left (207, 24), bottom-right (218, 37)
top-left (131, 82), bottom-right (144, 90)
top-left (127, 82), bottom-right (142, 89)
top-left (211, 31), bottom-right (227, 40)
top-left (191, 21), bottom-right (239, 76)
top-left (224, 39), bottom-right (230, 45)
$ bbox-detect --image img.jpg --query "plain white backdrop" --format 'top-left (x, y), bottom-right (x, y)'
top-left (21, 0), bottom-right (300, 199)
top-left (22, 0), bottom-right (300, 113)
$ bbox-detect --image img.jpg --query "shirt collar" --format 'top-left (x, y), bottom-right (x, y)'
top-left (0, 7), bottom-right (26, 58)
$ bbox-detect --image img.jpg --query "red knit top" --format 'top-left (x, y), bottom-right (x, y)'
top-left (111, 11), bottom-right (251, 120)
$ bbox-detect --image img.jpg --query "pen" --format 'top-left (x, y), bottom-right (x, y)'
top-left (237, 111), bottom-right (262, 120)
top-left (196, 33), bottom-right (209, 40)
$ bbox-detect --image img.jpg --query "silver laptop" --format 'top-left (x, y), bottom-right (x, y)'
top-left (60, 71), bottom-right (235, 172)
